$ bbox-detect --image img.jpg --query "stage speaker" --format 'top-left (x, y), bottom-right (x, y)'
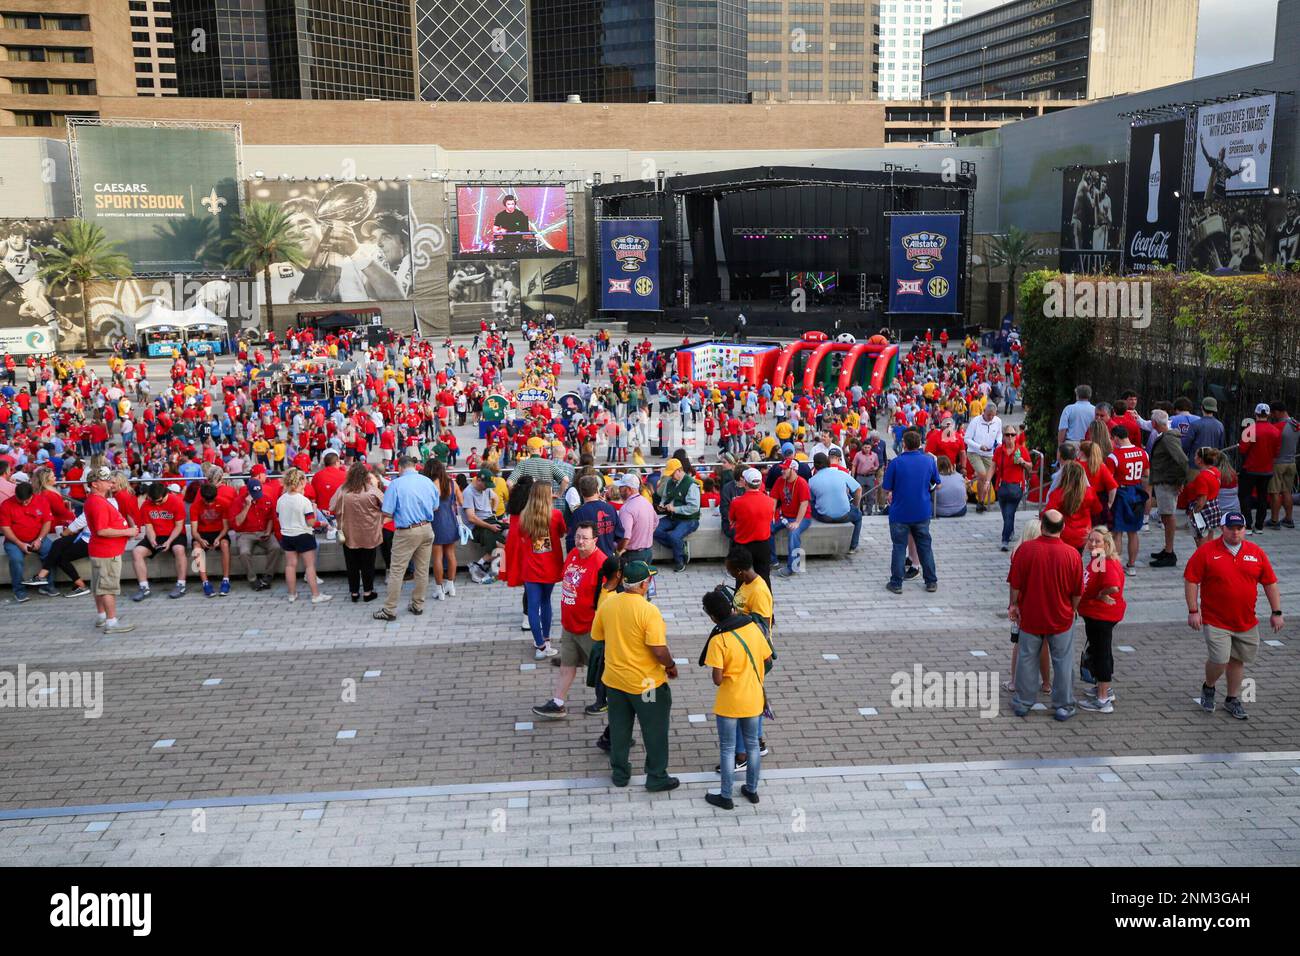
top-left (365, 325), bottom-right (387, 347)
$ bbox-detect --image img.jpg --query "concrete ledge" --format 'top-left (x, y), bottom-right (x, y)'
top-left (0, 514), bottom-right (853, 585)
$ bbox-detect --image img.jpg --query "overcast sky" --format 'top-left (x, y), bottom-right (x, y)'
top-left (957, 0), bottom-right (1278, 77)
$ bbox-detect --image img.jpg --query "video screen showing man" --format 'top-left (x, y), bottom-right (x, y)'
top-left (487, 195), bottom-right (535, 255)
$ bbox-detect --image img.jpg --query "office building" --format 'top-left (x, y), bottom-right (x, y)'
top-left (415, 0), bottom-right (531, 102)
top-left (170, 0), bottom-right (414, 100)
top-left (877, 0), bottom-right (961, 100)
top-left (0, 1), bottom-right (136, 128)
top-left (531, 0), bottom-right (747, 104)
top-left (922, 0), bottom-right (1198, 101)
top-left (748, 1), bottom-right (882, 103)
top-left (131, 0), bottom-right (177, 98)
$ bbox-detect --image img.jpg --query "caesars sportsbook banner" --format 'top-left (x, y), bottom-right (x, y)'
top-left (598, 219), bottom-right (660, 311)
top-left (887, 213), bottom-right (961, 314)
top-left (1193, 94), bottom-right (1276, 197)
top-left (73, 122), bottom-right (241, 274)
top-left (1124, 117), bottom-right (1187, 272)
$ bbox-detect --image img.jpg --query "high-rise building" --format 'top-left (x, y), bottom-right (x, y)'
top-left (131, 0), bottom-right (178, 98)
top-left (415, 0), bottom-right (531, 102)
top-left (922, 0), bottom-right (1198, 101)
top-left (170, 0), bottom-right (414, 100)
top-left (877, 0), bottom-right (961, 100)
top-left (747, 1), bottom-right (882, 103)
top-left (0, 1), bottom-right (136, 128)
top-left (531, 0), bottom-right (747, 104)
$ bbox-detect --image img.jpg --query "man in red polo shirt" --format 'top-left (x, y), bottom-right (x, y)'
top-left (230, 477), bottom-right (283, 591)
top-left (84, 466), bottom-right (137, 633)
top-left (730, 468), bottom-right (777, 584)
top-left (1, 482), bottom-right (53, 603)
top-left (310, 451), bottom-right (348, 538)
top-left (1184, 510), bottom-right (1283, 719)
top-left (1007, 509), bottom-right (1082, 719)
top-left (769, 457), bottom-right (810, 577)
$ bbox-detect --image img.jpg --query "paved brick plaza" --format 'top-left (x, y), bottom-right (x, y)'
top-left (0, 332), bottom-right (1297, 865)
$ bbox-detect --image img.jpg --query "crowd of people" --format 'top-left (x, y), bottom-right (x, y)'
top-left (0, 316), bottom-right (1290, 805)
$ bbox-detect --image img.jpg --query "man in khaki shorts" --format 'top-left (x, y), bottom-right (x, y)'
top-left (532, 522), bottom-right (607, 719)
top-left (1183, 511), bottom-right (1283, 719)
top-left (83, 466), bottom-right (138, 634)
top-left (1266, 404), bottom-right (1299, 529)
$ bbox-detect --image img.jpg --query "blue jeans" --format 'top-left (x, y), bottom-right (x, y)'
top-left (997, 482), bottom-right (1023, 544)
top-left (524, 581), bottom-right (554, 649)
top-left (6, 538), bottom-right (52, 599)
top-left (888, 520), bottom-right (936, 588)
top-left (735, 714), bottom-right (763, 757)
top-left (717, 715), bottom-right (761, 798)
top-left (813, 507), bottom-right (862, 550)
top-left (653, 516), bottom-right (698, 565)
top-left (1014, 629), bottom-right (1075, 711)
top-left (770, 517), bottom-right (811, 571)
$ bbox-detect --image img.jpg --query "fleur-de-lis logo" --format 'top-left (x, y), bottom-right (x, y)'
top-left (201, 189), bottom-right (227, 215)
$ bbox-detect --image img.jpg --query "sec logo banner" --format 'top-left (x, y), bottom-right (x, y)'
top-left (927, 276), bottom-right (949, 298)
top-left (634, 277), bottom-right (655, 297)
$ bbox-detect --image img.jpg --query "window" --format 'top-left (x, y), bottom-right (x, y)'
top-left (134, 46), bottom-right (152, 57)
top-left (131, 16), bottom-right (148, 27)
top-left (6, 46), bottom-right (43, 61)
top-left (44, 14), bottom-right (88, 30)
top-left (3, 13), bottom-right (40, 29)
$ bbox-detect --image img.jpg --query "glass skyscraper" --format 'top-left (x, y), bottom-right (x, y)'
top-left (416, 0), bottom-right (531, 102)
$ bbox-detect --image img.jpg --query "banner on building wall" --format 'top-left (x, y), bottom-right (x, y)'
top-left (598, 219), bottom-right (661, 311)
top-left (1185, 192), bottom-right (1300, 272)
top-left (887, 213), bottom-right (961, 314)
top-left (72, 122), bottom-right (241, 274)
top-left (1123, 117), bottom-right (1188, 272)
top-left (247, 179), bottom-right (412, 305)
top-left (1058, 162), bottom-right (1126, 273)
top-left (1193, 94), bottom-right (1276, 197)
top-left (448, 260), bottom-right (520, 329)
top-left (0, 218), bottom-right (75, 350)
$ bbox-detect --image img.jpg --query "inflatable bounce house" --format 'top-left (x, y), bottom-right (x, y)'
top-left (674, 331), bottom-right (898, 395)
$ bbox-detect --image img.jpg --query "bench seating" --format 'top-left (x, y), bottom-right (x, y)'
top-left (0, 513), bottom-right (854, 586)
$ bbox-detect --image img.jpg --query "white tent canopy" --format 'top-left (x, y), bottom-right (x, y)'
top-left (131, 301), bottom-right (229, 335)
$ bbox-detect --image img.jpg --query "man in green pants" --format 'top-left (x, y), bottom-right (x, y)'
top-left (592, 561), bottom-right (680, 791)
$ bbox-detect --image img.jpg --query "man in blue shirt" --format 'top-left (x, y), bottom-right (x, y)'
top-left (882, 430), bottom-right (939, 594)
top-left (1056, 384), bottom-right (1097, 445)
top-left (809, 452), bottom-right (863, 553)
top-left (374, 455), bottom-right (439, 621)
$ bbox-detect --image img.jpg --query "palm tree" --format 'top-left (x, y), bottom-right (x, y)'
top-left (987, 226), bottom-right (1037, 321)
top-left (36, 220), bottom-right (133, 357)
top-left (224, 202), bottom-right (308, 337)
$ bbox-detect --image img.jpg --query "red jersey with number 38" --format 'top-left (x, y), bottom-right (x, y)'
top-left (1107, 446), bottom-right (1149, 487)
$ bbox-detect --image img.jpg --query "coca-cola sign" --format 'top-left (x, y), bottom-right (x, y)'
top-left (1124, 117), bottom-right (1188, 271)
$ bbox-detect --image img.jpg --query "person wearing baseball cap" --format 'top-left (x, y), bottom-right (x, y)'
top-left (1181, 396), bottom-right (1225, 458)
top-left (769, 456), bottom-right (811, 577)
top-left (84, 467), bottom-right (137, 633)
top-left (617, 472), bottom-right (656, 564)
top-left (727, 466), bottom-right (777, 583)
top-left (592, 558), bottom-right (679, 793)
top-left (1238, 404), bottom-right (1281, 534)
top-left (652, 455), bottom-right (700, 573)
top-left (1184, 510), bottom-right (1283, 719)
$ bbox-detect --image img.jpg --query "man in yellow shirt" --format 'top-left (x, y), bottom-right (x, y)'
top-left (701, 589), bottom-right (772, 810)
top-left (757, 432), bottom-right (779, 459)
top-left (592, 561), bottom-right (679, 792)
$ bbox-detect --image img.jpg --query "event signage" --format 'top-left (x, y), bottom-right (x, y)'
top-left (598, 219), bottom-right (661, 311)
top-left (887, 213), bottom-right (961, 314)
top-left (482, 394), bottom-right (510, 422)
top-left (1124, 118), bottom-right (1187, 272)
top-left (1058, 163), bottom-right (1126, 273)
top-left (71, 122), bottom-right (241, 274)
top-left (1193, 94), bottom-right (1276, 197)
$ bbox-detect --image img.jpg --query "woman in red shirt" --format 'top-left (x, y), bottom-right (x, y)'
top-left (1078, 438), bottom-right (1118, 526)
top-left (510, 481), bottom-right (566, 661)
top-left (1178, 447), bottom-right (1223, 545)
top-left (991, 424), bottom-right (1031, 550)
top-left (1078, 527), bottom-right (1127, 713)
top-left (1043, 461), bottom-right (1101, 551)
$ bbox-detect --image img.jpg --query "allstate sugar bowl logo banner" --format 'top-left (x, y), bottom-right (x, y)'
top-left (889, 213), bottom-right (961, 314)
top-left (599, 219), bottom-right (660, 311)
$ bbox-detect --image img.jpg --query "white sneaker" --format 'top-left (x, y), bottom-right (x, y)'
top-left (288, 593), bottom-right (298, 603)
top-left (443, 580), bottom-right (455, 597)
top-left (326, 528), bottom-right (338, 541)
top-left (311, 593), bottom-right (332, 604)
top-left (521, 616), bottom-right (531, 631)
top-left (534, 643), bottom-right (559, 660)
top-left (433, 586), bottom-right (446, 601)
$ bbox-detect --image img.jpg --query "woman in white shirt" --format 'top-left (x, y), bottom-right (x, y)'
top-left (276, 467), bottom-right (330, 604)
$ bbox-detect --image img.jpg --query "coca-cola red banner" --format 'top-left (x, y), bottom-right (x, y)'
top-left (1123, 117), bottom-right (1187, 272)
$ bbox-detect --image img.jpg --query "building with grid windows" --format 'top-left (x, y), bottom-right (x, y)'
top-left (747, 1), bottom-right (881, 103)
top-left (877, 0), bottom-right (960, 100)
top-left (922, 0), bottom-right (1198, 101)
top-left (415, 0), bottom-right (531, 102)
top-left (0, 1), bottom-right (136, 128)
top-left (170, 0), bottom-right (414, 100)
top-left (131, 0), bottom-right (177, 98)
